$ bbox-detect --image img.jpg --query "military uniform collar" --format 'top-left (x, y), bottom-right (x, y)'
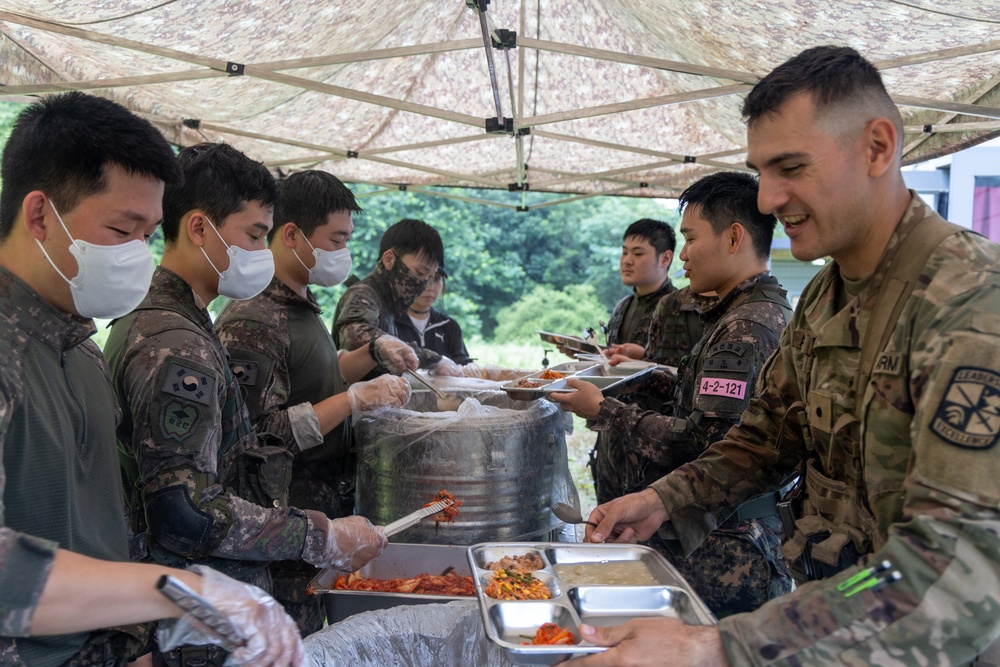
top-left (632, 276), bottom-right (675, 302)
top-left (701, 271), bottom-right (771, 324)
top-left (0, 266), bottom-right (96, 350)
top-left (146, 266), bottom-right (214, 332)
top-left (266, 277), bottom-right (321, 314)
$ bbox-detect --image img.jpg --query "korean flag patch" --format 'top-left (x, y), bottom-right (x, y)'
top-left (931, 367), bottom-right (1000, 450)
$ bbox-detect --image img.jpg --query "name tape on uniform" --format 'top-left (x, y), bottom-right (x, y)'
top-left (699, 377), bottom-right (747, 400)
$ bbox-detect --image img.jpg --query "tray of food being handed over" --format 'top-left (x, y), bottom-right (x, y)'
top-left (467, 542), bottom-right (716, 665)
top-left (500, 360), bottom-right (658, 401)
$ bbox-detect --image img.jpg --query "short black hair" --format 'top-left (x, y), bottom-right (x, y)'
top-left (622, 218), bottom-right (676, 255)
top-left (162, 143), bottom-right (278, 243)
top-left (742, 45), bottom-right (901, 137)
top-left (378, 218), bottom-right (444, 268)
top-left (678, 171), bottom-right (776, 260)
top-left (0, 92), bottom-right (181, 240)
top-left (270, 170), bottom-right (362, 242)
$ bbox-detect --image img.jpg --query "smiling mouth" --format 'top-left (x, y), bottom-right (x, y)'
top-left (780, 214), bottom-right (808, 229)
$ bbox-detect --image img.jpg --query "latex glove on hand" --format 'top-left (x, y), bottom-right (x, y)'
top-left (347, 374), bottom-right (411, 413)
top-left (371, 335), bottom-right (419, 374)
top-left (428, 356), bottom-right (463, 377)
top-left (156, 565), bottom-right (304, 667)
top-left (305, 514), bottom-right (387, 572)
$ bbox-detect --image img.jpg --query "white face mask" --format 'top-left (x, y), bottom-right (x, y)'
top-left (293, 234), bottom-right (352, 287)
top-left (200, 215), bottom-right (274, 300)
top-left (35, 200), bottom-right (155, 319)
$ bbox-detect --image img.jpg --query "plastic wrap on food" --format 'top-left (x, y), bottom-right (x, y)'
top-left (355, 389), bottom-right (580, 545)
top-left (303, 600), bottom-right (516, 667)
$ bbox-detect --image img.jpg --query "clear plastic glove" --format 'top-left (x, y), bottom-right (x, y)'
top-left (428, 356), bottom-right (463, 377)
top-left (305, 515), bottom-right (387, 571)
top-left (372, 335), bottom-right (418, 374)
top-left (156, 565), bottom-right (304, 667)
top-left (347, 374), bottom-right (411, 413)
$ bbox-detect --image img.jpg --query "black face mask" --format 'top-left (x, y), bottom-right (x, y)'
top-left (385, 252), bottom-right (431, 309)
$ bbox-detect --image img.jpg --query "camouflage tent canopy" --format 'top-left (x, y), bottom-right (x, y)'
top-left (1, 1), bottom-right (998, 209)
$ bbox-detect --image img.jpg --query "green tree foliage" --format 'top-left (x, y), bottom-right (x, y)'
top-left (493, 284), bottom-right (610, 343)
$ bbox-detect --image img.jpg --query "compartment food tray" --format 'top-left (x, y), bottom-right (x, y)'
top-left (467, 542), bottom-right (716, 665)
top-left (500, 360), bottom-right (657, 401)
top-left (310, 543), bottom-right (473, 624)
top-left (537, 331), bottom-right (604, 355)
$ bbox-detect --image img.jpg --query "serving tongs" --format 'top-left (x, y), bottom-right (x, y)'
top-left (403, 369), bottom-right (463, 411)
top-left (383, 498), bottom-right (456, 538)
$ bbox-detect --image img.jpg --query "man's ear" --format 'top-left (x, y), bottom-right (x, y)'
top-left (279, 222), bottom-right (299, 249)
top-left (185, 211), bottom-right (209, 248)
top-left (729, 222), bottom-right (746, 254)
top-left (865, 117), bottom-right (899, 178)
top-left (659, 249), bottom-right (673, 271)
top-left (20, 191), bottom-right (49, 241)
top-left (381, 248), bottom-right (396, 268)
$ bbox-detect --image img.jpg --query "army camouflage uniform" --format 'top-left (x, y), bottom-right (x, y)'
top-left (333, 260), bottom-right (438, 380)
top-left (595, 272), bottom-right (793, 617)
top-left (0, 268), bottom-right (150, 666)
top-left (105, 268), bottom-right (334, 591)
top-left (651, 194), bottom-right (1000, 664)
top-left (216, 277), bottom-right (354, 635)
top-left (591, 279), bottom-right (704, 504)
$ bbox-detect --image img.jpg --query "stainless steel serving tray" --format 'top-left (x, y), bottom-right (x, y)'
top-left (537, 331), bottom-right (604, 355)
top-left (467, 542), bottom-right (716, 665)
top-left (310, 543), bottom-right (474, 624)
top-left (500, 360), bottom-right (658, 401)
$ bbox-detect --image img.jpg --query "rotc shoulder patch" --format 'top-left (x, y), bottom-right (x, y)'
top-left (161, 361), bottom-right (216, 405)
top-left (159, 398), bottom-right (201, 441)
top-left (931, 367), bottom-right (1000, 449)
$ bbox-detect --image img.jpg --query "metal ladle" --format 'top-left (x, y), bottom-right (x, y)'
top-left (404, 369), bottom-right (463, 412)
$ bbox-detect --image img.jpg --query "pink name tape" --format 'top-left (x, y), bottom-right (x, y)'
top-left (698, 377), bottom-right (747, 400)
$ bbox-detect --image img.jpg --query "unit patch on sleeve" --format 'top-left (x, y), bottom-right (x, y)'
top-left (159, 398), bottom-right (201, 441)
top-left (161, 361), bottom-right (215, 406)
top-left (931, 366), bottom-right (1000, 449)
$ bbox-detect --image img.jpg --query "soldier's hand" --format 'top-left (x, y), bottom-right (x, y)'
top-left (428, 356), bottom-right (463, 377)
top-left (607, 343), bottom-right (645, 360)
top-left (586, 489), bottom-right (669, 544)
top-left (347, 375), bottom-right (411, 413)
top-left (372, 335), bottom-right (419, 374)
top-left (307, 515), bottom-right (387, 572)
top-left (548, 378), bottom-right (605, 420)
top-left (555, 343), bottom-right (579, 358)
top-left (156, 565), bottom-right (305, 667)
top-left (565, 618), bottom-right (727, 667)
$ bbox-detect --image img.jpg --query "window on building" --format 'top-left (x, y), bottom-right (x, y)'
top-left (973, 176), bottom-right (1000, 242)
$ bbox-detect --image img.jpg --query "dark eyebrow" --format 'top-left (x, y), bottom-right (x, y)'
top-left (746, 151), bottom-right (809, 171)
top-left (252, 222), bottom-right (270, 233)
top-left (679, 226), bottom-right (693, 235)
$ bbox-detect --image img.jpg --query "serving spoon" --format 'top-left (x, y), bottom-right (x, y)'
top-left (550, 501), bottom-right (598, 528)
top-left (404, 369), bottom-right (463, 411)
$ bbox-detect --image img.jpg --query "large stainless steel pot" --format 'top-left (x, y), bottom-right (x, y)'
top-left (354, 389), bottom-right (575, 544)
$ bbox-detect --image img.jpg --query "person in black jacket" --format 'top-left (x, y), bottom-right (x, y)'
top-left (395, 267), bottom-right (473, 365)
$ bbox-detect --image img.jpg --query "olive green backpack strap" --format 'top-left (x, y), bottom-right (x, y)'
top-left (852, 217), bottom-right (965, 416)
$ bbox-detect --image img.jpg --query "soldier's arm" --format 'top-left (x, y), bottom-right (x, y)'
top-left (334, 284), bottom-right (387, 352)
top-left (593, 398), bottom-right (697, 470)
top-left (121, 335), bottom-right (324, 564)
top-left (720, 237), bottom-right (1000, 664)
top-left (217, 318), bottom-right (325, 453)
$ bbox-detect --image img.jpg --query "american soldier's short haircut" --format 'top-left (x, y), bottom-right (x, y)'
top-left (378, 218), bottom-right (444, 268)
top-left (0, 92), bottom-right (181, 240)
top-left (741, 45), bottom-right (902, 147)
top-left (162, 143), bottom-right (279, 243)
top-left (678, 171), bottom-right (776, 261)
top-left (270, 170), bottom-right (362, 242)
top-left (623, 218), bottom-right (676, 255)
